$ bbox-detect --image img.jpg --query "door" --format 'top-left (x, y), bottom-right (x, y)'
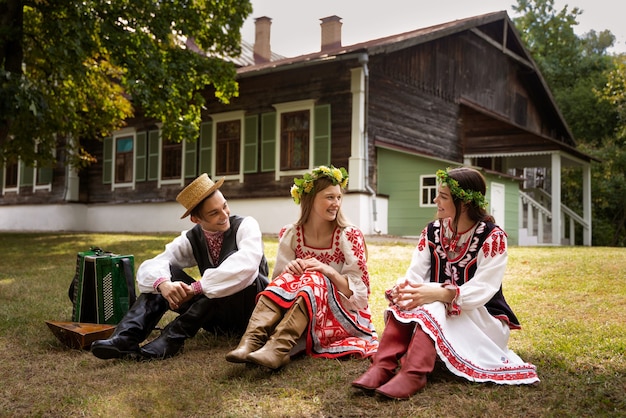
top-left (490, 182), bottom-right (505, 226)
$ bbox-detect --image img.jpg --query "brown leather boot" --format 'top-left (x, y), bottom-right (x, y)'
top-left (245, 297), bottom-right (309, 369)
top-left (351, 316), bottom-right (414, 392)
top-left (375, 326), bottom-right (437, 400)
top-left (225, 296), bottom-right (283, 363)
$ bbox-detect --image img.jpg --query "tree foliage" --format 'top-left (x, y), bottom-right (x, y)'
top-left (513, 0), bottom-right (625, 246)
top-left (0, 0), bottom-right (252, 168)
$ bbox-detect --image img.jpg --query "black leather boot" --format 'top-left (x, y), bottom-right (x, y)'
top-left (139, 296), bottom-right (212, 360)
top-left (91, 293), bottom-right (168, 360)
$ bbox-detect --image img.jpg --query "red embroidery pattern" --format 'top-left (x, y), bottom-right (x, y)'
top-left (417, 227), bottom-right (428, 251)
top-left (262, 225), bottom-right (378, 358)
top-left (481, 230), bottom-right (507, 258)
top-left (263, 271), bottom-right (378, 359)
top-left (390, 305), bottom-right (538, 383)
top-left (203, 230), bottom-right (224, 264)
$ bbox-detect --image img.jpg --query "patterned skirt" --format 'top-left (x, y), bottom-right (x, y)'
top-left (387, 302), bottom-right (539, 384)
top-left (260, 271), bottom-right (378, 359)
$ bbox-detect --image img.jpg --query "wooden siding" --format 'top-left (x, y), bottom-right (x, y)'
top-left (377, 149), bottom-right (442, 236)
top-left (1, 14), bottom-right (576, 212)
top-left (77, 60), bottom-right (357, 204)
top-left (368, 42), bottom-right (461, 166)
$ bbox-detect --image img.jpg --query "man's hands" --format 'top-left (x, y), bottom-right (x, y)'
top-left (157, 281), bottom-right (195, 310)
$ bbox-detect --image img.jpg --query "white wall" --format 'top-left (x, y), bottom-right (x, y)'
top-left (0, 194), bottom-right (389, 235)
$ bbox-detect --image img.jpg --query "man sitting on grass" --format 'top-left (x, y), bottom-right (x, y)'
top-left (91, 173), bottom-right (269, 360)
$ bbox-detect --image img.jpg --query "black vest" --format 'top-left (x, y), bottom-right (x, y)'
top-left (427, 221), bottom-right (520, 327)
top-left (186, 215), bottom-right (269, 285)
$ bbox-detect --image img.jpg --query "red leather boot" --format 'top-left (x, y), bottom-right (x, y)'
top-left (375, 326), bottom-right (437, 400)
top-left (351, 316), bottom-right (415, 392)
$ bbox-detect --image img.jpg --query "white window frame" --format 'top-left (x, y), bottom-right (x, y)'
top-left (111, 128), bottom-right (136, 190)
top-left (209, 110), bottom-right (245, 183)
top-left (158, 128), bottom-right (186, 188)
top-left (420, 174), bottom-right (437, 207)
top-left (273, 99), bottom-right (316, 181)
top-left (2, 160), bottom-right (20, 195)
top-left (32, 142), bottom-right (54, 192)
top-left (33, 164), bottom-right (53, 192)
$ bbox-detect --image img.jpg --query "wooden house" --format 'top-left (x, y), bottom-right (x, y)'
top-left (0, 11), bottom-right (594, 245)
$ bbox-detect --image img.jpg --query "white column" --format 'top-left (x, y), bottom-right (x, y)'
top-left (582, 162), bottom-right (592, 245)
top-left (550, 152), bottom-right (562, 245)
top-left (348, 67), bottom-right (366, 192)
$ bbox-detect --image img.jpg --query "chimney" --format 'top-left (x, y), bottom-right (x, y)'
top-left (254, 16), bottom-right (272, 64)
top-left (320, 15), bottom-right (342, 52)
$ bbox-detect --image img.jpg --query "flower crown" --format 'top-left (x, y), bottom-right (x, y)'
top-left (436, 168), bottom-right (488, 209)
top-left (290, 165), bottom-right (349, 204)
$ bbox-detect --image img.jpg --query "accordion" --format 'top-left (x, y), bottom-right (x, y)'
top-left (69, 248), bottom-right (137, 325)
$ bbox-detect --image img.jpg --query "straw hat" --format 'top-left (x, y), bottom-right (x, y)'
top-left (176, 174), bottom-right (225, 218)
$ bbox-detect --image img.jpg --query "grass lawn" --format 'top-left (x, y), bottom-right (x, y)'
top-left (0, 233), bottom-right (624, 417)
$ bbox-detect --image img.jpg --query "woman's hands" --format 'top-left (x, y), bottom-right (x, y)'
top-left (283, 257), bottom-right (352, 297)
top-left (390, 280), bottom-right (455, 311)
top-left (283, 256), bottom-right (329, 276)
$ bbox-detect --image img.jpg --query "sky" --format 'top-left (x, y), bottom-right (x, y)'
top-left (241, 0), bottom-right (626, 57)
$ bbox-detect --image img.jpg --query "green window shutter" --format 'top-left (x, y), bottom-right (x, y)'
top-left (313, 104), bottom-right (331, 166)
top-left (261, 112), bottom-right (276, 172)
top-left (38, 166), bottom-right (53, 184)
top-left (0, 163), bottom-right (3, 189)
top-left (184, 139), bottom-right (197, 179)
top-left (244, 115), bottom-right (258, 173)
top-left (147, 130), bottom-right (160, 181)
top-left (135, 132), bottom-right (147, 182)
top-left (102, 136), bottom-right (113, 184)
top-left (198, 122), bottom-right (212, 175)
top-left (20, 161), bottom-right (34, 187)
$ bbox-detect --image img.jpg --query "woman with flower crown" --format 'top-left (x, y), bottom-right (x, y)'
top-left (352, 167), bottom-right (539, 400)
top-left (226, 165), bottom-right (378, 369)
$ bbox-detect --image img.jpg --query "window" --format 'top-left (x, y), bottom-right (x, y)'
top-left (1, 159), bottom-right (52, 194)
top-left (207, 111), bottom-right (245, 181)
top-left (420, 175), bottom-right (437, 207)
top-left (161, 140), bottom-right (182, 180)
top-left (270, 100), bottom-right (328, 180)
top-left (216, 120), bottom-right (241, 175)
top-left (4, 161), bottom-right (18, 189)
top-left (280, 110), bottom-right (310, 171)
top-left (115, 135), bottom-right (134, 183)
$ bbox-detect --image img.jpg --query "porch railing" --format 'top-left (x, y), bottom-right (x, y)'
top-left (518, 189), bottom-right (590, 246)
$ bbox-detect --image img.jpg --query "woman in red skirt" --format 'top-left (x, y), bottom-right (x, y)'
top-left (226, 165), bottom-right (378, 369)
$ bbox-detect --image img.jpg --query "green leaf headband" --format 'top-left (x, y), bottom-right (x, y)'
top-left (436, 168), bottom-right (488, 209)
top-left (290, 165), bottom-right (349, 204)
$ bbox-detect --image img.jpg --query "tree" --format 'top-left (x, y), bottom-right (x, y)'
top-left (512, 0), bottom-right (618, 145)
top-left (0, 0), bottom-right (252, 168)
top-left (513, 0), bottom-right (626, 246)
top-left (512, 0), bottom-right (582, 90)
